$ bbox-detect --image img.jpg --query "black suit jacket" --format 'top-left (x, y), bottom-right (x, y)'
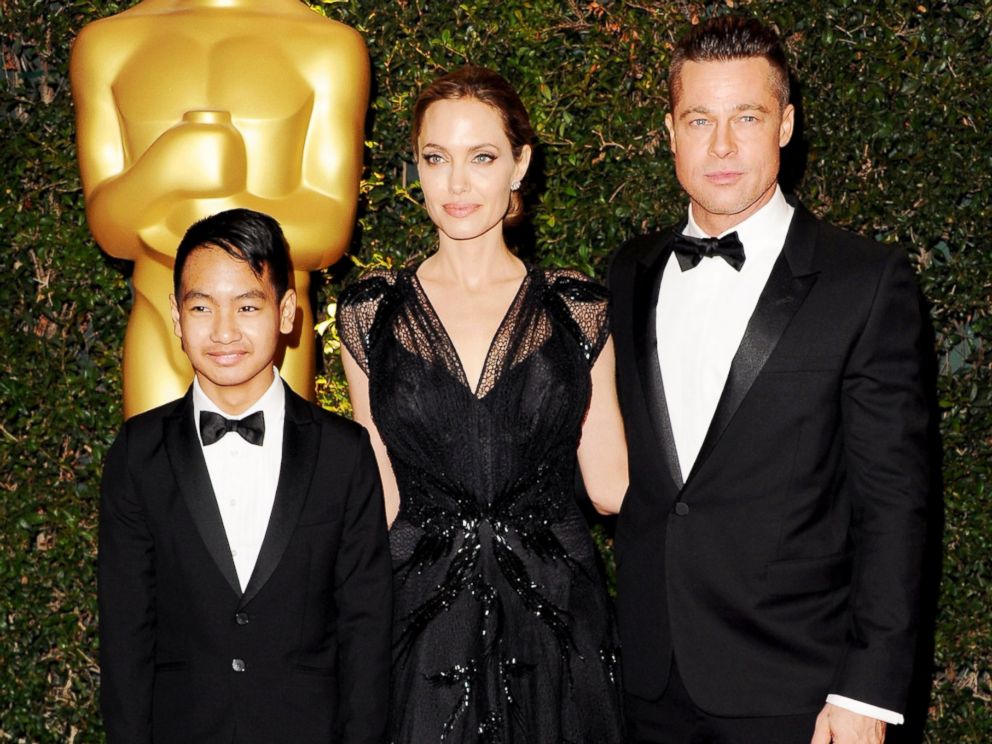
top-left (99, 384), bottom-right (392, 743)
top-left (608, 202), bottom-right (929, 717)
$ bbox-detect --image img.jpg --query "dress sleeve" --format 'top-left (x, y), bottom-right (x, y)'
top-left (544, 268), bottom-right (612, 367)
top-left (335, 269), bottom-right (397, 375)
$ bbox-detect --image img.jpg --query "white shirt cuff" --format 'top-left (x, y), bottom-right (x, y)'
top-left (826, 694), bottom-right (904, 725)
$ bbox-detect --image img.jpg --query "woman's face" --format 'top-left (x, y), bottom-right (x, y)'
top-left (416, 97), bottom-right (530, 245)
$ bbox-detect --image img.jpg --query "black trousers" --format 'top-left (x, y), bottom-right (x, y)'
top-left (624, 662), bottom-right (820, 744)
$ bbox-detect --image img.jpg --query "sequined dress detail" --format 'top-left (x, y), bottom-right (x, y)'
top-left (337, 265), bottom-right (623, 744)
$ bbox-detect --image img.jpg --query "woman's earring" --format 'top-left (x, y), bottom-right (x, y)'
top-left (510, 180), bottom-right (521, 192)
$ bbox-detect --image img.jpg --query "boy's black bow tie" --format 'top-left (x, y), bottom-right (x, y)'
top-left (199, 410), bottom-right (265, 446)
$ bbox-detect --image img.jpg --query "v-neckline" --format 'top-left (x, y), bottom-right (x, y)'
top-left (411, 264), bottom-right (532, 399)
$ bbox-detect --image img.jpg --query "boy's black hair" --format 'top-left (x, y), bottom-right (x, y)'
top-left (173, 208), bottom-right (291, 298)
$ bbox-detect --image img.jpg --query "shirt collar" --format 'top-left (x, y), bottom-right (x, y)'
top-left (683, 185), bottom-right (794, 257)
top-left (192, 367), bottom-right (285, 427)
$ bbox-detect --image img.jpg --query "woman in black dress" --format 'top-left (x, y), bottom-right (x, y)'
top-left (337, 65), bottom-right (627, 744)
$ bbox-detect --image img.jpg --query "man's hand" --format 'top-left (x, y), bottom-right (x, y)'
top-left (810, 704), bottom-right (886, 744)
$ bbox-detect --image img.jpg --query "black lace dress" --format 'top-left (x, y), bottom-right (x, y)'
top-left (337, 264), bottom-right (623, 744)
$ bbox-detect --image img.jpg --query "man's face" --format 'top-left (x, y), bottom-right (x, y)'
top-left (170, 246), bottom-right (296, 413)
top-left (665, 57), bottom-right (794, 236)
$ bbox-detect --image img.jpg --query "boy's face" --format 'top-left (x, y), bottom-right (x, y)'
top-left (170, 245), bottom-right (296, 413)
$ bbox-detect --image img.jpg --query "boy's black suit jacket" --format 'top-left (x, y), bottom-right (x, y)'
top-left (608, 202), bottom-right (929, 716)
top-left (99, 383), bottom-right (392, 743)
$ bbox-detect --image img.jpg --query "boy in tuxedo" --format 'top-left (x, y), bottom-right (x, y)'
top-left (99, 208), bottom-right (391, 744)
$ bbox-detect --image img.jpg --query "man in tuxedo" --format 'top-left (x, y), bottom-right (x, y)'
top-left (609, 16), bottom-right (929, 744)
top-left (99, 208), bottom-right (392, 743)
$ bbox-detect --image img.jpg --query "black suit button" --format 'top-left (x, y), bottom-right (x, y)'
top-left (674, 502), bottom-right (690, 516)
top-left (235, 611), bottom-right (250, 626)
top-left (231, 658), bottom-right (246, 673)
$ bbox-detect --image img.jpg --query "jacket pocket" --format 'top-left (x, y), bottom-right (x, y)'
top-left (764, 551), bottom-right (852, 597)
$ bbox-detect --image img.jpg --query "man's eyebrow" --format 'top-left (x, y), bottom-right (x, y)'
top-left (735, 102), bottom-right (772, 113)
top-left (678, 102), bottom-right (771, 119)
top-left (679, 106), bottom-right (713, 119)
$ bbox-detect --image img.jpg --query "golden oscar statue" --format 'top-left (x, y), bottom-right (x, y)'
top-left (70, 0), bottom-right (369, 418)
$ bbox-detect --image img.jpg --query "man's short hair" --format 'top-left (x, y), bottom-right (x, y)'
top-left (668, 16), bottom-right (791, 109)
top-left (173, 208), bottom-right (291, 299)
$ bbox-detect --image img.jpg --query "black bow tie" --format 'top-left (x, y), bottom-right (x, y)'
top-left (199, 410), bottom-right (265, 446)
top-left (671, 231), bottom-right (746, 272)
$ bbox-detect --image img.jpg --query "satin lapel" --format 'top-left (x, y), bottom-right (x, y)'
top-left (685, 205), bottom-right (820, 485)
top-left (164, 391), bottom-right (242, 598)
top-left (632, 234), bottom-right (684, 491)
top-left (239, 387), bottom-right (319, 608)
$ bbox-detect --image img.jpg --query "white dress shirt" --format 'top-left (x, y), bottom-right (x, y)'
top-left (193, 369), bottom-right (285, 592)
top-left (658, 186), bottom-right (793, 481)
top-left (656, 187), bottom-right (903, 725)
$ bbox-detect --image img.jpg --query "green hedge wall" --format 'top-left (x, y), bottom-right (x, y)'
top-left (2, 0), bottom-right (989, 740)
